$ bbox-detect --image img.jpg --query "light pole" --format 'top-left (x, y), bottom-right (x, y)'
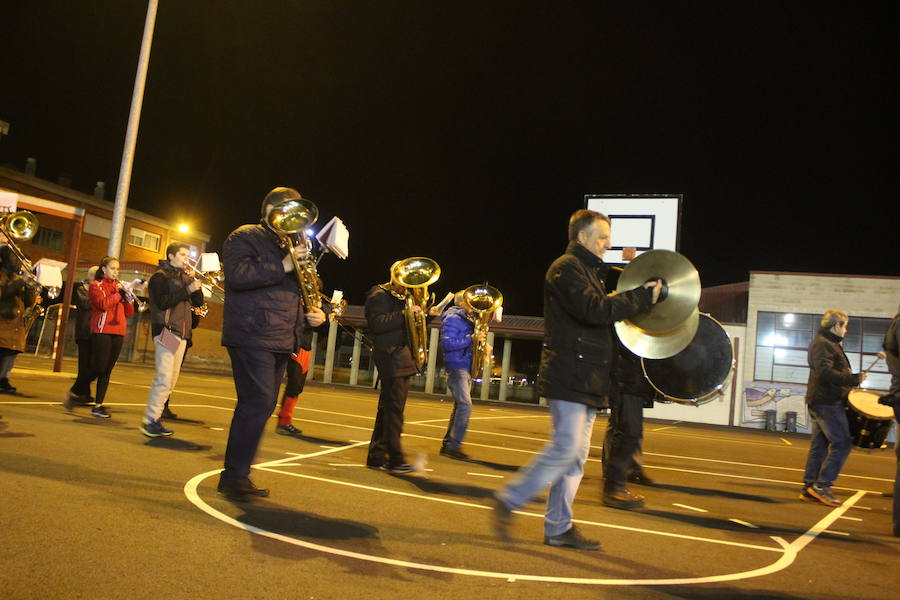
top-left (108, 0), bottom-right (159, 257)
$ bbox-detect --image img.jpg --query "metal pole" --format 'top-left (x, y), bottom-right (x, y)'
top-left (108, 0), bottom-right (159, 257)
top-left (308, 331), bottom-right (318, 380)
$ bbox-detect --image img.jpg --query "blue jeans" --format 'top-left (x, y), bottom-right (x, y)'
top-left (802, 404), bottom-right (851, 489)
top-left (499, 399), bottom-right (596, 537)
top-left (443, 369), bottom-right (473, 450)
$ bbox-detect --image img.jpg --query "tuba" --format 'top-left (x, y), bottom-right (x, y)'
top-left (457, 283), bottom-right (503, 377)
top-left (265, 197), bottom-right (328, 311)
top-left (389, 257), bottom-right (441, 372)
top-left (0, 210), bottom-right (59, 299)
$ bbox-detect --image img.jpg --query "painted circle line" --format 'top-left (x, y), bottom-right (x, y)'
top-left (184, 468), bottom-right (800, 586)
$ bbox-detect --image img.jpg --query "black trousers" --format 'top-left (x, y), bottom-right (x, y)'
top-left (283, 357), bottom-right (308, 399)
top-left (89, 333), bottom-right (123, 405)
top-left (367, 375), bottom-right (409, 467)
top-left (602, 392), bottom-right (645, 492)
top-left (71, 338), bottom-right (94, 397)
top-left (222, 347), bottom-right (290, 482)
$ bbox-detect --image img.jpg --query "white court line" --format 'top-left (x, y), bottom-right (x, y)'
top-left (780, 438), bottom-right (793, 446)
top-left (254, 465), bottom-right (781, 553)
top-left (838, 516), bottom-right (862, 521)
top-left (466, 472), bottom-right (504, 479)
top-left (729, 519), bottom-right (759, 529)
top-left (652, 426), bottom-right (676, 432)
top-left (8, 398), bottom-right (890, 491)
top-left (184, 456), bottom-right (870, 585)
top-left (673, 503), bottom-right (708, 513)
top-left (822, 530), bottom-right (850, 536)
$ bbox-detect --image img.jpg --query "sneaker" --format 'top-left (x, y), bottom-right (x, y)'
top-left (63, 391), bottom-right (76, 412)
top-left (602, 488), bottom-right (645, 510)
top-left (798, 487), bottom-right (817, 503)
top-left (217, 478), bottom-right (269, 502)
top-left (276, 424), bottom-right (304, 438)
top-left (439, 446), bottom-right (470, 461)
top-left (490, 494), bottom-right (513, 541)
top-left (381, 463), bottom-right (415, 474)
top-left (806, 485), bottom-right (841, 507)
top-left (0, 378), bottom-right (16, 393)
top-left (141, 419), bottom-right (174, 437)
top-left (628, 471), bottom-right (655, 486)
top-left (544, 525), bottom-right (601, 551)
top-left (91, 405), bottom-right (111, 419)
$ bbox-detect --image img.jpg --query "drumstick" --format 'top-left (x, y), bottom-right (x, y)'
top-left (861, 351), bottom-right (886, 375)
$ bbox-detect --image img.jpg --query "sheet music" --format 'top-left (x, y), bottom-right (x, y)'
top-left (315, 216), bottom-right (349, 259)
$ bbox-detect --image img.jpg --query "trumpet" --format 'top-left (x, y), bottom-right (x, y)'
top-left (118, 278), bottom-right (149, 313)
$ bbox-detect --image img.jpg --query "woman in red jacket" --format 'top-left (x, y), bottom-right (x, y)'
top-left (86, 256), bottom-right (134, 418)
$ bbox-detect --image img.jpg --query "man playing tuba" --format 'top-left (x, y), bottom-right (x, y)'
top-left (365, 259), bottom-right (440, 474)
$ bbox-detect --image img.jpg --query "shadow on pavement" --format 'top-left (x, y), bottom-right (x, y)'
top-left (647, 482), bottom-right (780, 503)
top-left (0, 420), bottom-right (35, 438)
top-left (391, 474), bottom-right (495, 499)
top-left (145, 437), bottom-right (212, 452)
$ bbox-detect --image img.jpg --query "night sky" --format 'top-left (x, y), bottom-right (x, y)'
top-left (2, 1), bottom-right (898, 317)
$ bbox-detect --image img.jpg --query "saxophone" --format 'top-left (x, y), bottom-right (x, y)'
top-left (265, 197), bottom-right (348, 316)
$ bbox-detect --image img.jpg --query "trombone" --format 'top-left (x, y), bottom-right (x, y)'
top-left (183, 254), bottom-right (226, 310)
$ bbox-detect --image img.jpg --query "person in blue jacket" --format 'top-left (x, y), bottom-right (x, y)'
top-left (439, 298), bottom-right (485, 460)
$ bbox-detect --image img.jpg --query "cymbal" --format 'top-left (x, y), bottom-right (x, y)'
top-left (615, 309), bottom-right (700, 359)
top-left (616, 250), bottom-right (700, 333)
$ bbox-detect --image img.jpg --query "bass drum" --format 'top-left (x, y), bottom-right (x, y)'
top-left (641, 313), bottom-right (734, 406)
top-left (846, 389), bottom-right (895, 449)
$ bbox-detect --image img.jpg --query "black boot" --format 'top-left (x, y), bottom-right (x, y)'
top-left (0, 378), bottom-right (16, 393)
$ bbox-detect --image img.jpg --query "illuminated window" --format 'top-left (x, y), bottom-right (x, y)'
top-left (754, 311), bottom-right (890, 389)
top-left (127, 227), bottom-right (161, 252)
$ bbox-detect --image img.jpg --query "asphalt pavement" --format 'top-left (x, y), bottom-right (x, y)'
top-left (1, 355), bottom-right (897, 600)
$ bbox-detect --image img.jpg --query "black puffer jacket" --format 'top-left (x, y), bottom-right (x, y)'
top-left (221, 223), bottom-right (305, 352)
top-left (805, 330), bottom-right (860, 406)
top-left (365, 285), bottom-right (417, 378)
top-left (538, 242), bottom-right (653, 408)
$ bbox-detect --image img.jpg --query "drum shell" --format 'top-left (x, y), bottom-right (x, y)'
top-left (847, 389), bottom-right (895, 449)
top-left (641, 314), bottom-right (734, 405)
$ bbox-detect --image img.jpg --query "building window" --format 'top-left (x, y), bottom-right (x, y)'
top-left (754, 311), bottom-right (891, 390)
top-left (127, 227), bottom-right (160, 252)
top-left (32, 227), bottom-right (64, 251)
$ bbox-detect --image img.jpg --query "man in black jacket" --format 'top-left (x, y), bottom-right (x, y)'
top-left (800, 309), bottom-right (865, 507)
top-left (218, 187), bottom-right (326, 502)
top-left (140, 243), bottom-right (203, 437)
top-left (364, 275), bottom-right (430, 474)
top-left (881, 304), bottom-right (900, 536)
top-left (64, 266), bottom-right (98, 407)
top-left (601, 340), bottom-right (659, 508)
top-left (492, 209), bottom-right (661, 550)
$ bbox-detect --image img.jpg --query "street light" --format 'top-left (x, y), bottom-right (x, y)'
top-left (178, 224), bottom-right (189, 233)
